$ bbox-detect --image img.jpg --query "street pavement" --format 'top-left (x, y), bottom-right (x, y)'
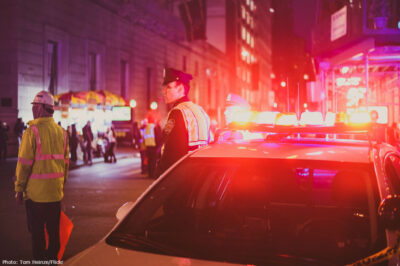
top-left (0, 146), bottom-right (154, 262)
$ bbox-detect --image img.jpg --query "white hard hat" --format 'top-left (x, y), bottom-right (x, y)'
top-left (31, 90), bottom-right (54, 106)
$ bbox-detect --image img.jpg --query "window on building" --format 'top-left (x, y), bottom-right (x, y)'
top-left (208, 79), bottom-right (212, 104)
top-left (242, 6), bottom-right (246, 19)
top-left (146, 67), bottom-right (152, 109)
top-left (247, 32), bottom-right (251, 44)
top-left (246, 0), bottom-right (250, 6)
top-left (251, 36), bottom-right (254, 48)
top-left (89, 53), bottom-right (98, 91)
top-left (120, 60), bottom-right (128, 99)
top-left (47, 41), bottom-right (58, 95)
top-left (183, 56), bottom-right (187, 72)
top-left (242, 26), bottom-right (246, 40)
top-left (195, 61), bottom-right (199, 75)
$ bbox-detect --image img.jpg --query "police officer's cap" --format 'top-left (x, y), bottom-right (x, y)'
top-left (162, 68), bottom-right (193, 86)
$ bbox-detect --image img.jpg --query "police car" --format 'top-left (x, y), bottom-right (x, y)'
top-left (65, 114), bottom-right (400, 265)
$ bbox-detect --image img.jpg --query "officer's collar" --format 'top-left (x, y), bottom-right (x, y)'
top-left (172, 96), bottom-right (189, 108)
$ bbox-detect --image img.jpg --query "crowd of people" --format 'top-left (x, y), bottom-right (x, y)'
top-left (65, 121), bottom-right (117, 165)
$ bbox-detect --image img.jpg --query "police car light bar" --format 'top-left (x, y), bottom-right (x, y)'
top-left (228, 123), bottom-right (372, 135)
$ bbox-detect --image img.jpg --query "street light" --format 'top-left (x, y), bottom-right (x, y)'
top-left (280, 81), bottom-right (286, 87)
top-left (150, 101), bottom-right (158, 110)
top-left (129, 99), bottom-right (137, 108)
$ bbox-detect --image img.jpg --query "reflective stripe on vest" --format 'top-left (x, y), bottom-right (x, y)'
top-left (172, 101), bottom-right (210, 147)
top-left (143, 124), bottom-right (156, 147)
top-left (29, 125), bottom-right (67, 179)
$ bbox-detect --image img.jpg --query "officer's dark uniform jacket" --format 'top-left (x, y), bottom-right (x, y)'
top-left (156, 96), bottom-right (210, 176)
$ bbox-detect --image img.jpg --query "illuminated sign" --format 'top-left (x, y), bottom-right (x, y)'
top-left (346, 87), bottom-right (366, 107)
top-left (112, 106), bottom-right (131, 121)
top-left (368, 106), bottom-right (388, 124)
top-left (347, 106), bottom-right (388, 124)
top-left (336, 77), bottom-right (361, 87)
top-left (331, 6), bottom-right (347, 41)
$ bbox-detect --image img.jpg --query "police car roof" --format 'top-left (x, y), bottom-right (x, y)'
top-left (192, 139), bottom-right (372, 164)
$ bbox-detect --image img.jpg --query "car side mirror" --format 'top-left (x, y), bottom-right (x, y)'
top-left (378, 195), bottom-right (400, 231)
top-left (116, 201), bottom-right (134, 221)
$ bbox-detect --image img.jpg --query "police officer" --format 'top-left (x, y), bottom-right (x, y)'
top-left (15, 90), bottom-right (69, 260)
top-left (156, 68), bottom-right (211, 177)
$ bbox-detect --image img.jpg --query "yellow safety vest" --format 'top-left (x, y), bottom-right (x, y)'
top-left (15, 117), bottom-right (69, 202)
top-left (171, 101), bottom-right (211, 147)
top-left (144, 124), bottom-right (156, 147)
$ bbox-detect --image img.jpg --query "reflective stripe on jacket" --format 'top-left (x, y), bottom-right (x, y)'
top-left (15, 117), bottom-right (69, 202)
top-left (171, 101), bottom-right (211, 147)
top-left (144, 124), bottom-right (156, 147)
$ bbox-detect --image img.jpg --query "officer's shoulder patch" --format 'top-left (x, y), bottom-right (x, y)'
top-left (164, 118), bottom-right (175, 135)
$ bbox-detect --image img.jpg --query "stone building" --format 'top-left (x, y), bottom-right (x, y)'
top-left (0, 0), bottom-right (272, 156)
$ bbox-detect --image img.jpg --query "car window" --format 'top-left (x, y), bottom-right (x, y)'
top-left (107, 158), bottom-right (384, 265)
top-left (384, 154), bottom-right (400, 194)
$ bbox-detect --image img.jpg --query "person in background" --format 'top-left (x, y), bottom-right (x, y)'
top-left (132, 121), bottom-right (141, 150)
top-left (0, 121), bottom-right (9, 164)
top-left (139, 119), bottom-right (148, 174)
top-left (106, 126), bottom-right (117, 163)
top-left (143, 115), bottom-right (162, 178)
top-left (156, 68), bottom-right (211, 177)
top-left (386, 122), bottom-right (399, 149)
top-left (15, 90), bottom-right (69, 260)
top-left (14, 117), bottom-right (26, 147)
top-left (370, 110), bottom-right (385, 144)
top-left (69, 124), bottom-right (78, 163)
top-left (82, 121), bottom-right (93, 165)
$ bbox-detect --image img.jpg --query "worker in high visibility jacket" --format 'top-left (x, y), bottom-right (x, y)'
top-left (156, 68), bottom-right (211, 177)
top-left (14, 90), bottom-right (69, 260)
top-left (143, 115), bottom-right (162, 178)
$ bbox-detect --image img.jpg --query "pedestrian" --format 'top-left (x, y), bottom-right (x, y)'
top-left (370, 110), bottom-right (385, 144)
top-left (14, 90), bottom-right (69, 260)
top-left (143, 115), bottom-right (162, 178)
top-left (14, 117), bottom-right (26, 147)
top-left (0, 121), bottom-right (10, 163)
top-left (156, 68), bottom-right (211, 177)
top-left (82, 121), bottom-right (93, 165)
top-left (106, 126), bottom-right (117, 163)
top-left (132, 121), bottom-right (141, 150)
top-left (386, 122), bottom-right (399, 149)
top-left (139, 119), bottom-right (148, 174)
top-left (70, 124), bottom-right (78, 163)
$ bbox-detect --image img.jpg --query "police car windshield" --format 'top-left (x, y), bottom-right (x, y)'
top-left (108, 157), bottom-right (385, 265)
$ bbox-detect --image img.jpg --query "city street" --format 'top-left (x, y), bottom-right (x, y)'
top-left (0, 153), bottom-right (154, 262)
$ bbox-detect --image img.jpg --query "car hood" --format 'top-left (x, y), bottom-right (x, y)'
top-left (64, 241), bottom-right (239, 266)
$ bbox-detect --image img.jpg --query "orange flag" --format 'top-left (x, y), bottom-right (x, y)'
top-left (45, 211), bottom-right (74, 261)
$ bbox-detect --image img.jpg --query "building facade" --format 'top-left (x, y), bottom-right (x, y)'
top-left (310, 0), bottom-right (400, 124)
top-left (0, 0), bottom-right (272, 156)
